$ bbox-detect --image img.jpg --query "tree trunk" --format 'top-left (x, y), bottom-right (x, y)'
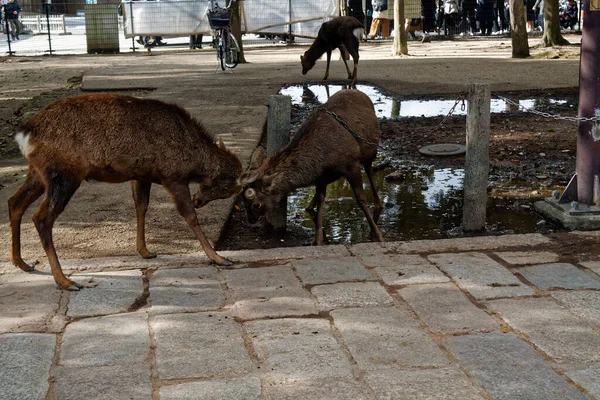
top-left (541, 0), bottom-right (570, 46)
top-left (509, 0), bottom-right (530, 57)
top-left (393, 0), bottom-right (408, 55)
top-left (230, 0), bottom-right (247, 63)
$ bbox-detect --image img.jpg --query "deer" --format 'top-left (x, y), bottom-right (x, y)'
top-left (300, 16), bottom-right (364, 88)
top-left (8, 93), bottom-right (243, 290)
top-left (239, 89), bottom-right (384, 245)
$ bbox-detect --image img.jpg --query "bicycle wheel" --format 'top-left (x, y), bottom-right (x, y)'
top-left (218, 31), bottom-right (226, 71)
top-left (224, 30), bottom-right (240, 69)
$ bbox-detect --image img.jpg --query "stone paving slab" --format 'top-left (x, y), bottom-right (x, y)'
top-left (445, 333), bottom-right (587, 400)
top-left (263, 378), bottom-right (370, 400)
top-left (160, 377), bottom-right (262, 400)
top-left (358, 253), bottom-right (450, 285)
top-left (494, 251), bottom-right (560, 265)
top-left (331, 307), bottom-right (449, 370)
top-left (518, 263), bottom-right (600, 290)
top-left (364, 367), bottom-right (485, 400)
top-left (149, 267), bottom-right (223, 315)
top-left (153, 312), bottom-right (254, 380)
top-left (428, 252), bottom-right (535, 299)
top-left (60, 312), bottom-right (150, 367)
top-left (311, 282), bottom-right (394, 311)
top-left (566, 364), bottom-right (600, 399)
top-left (0, 272), bottom-right (62, 334)
top-left (0, 333), bottom-right (55, 400)
top-left (67, 270), bottom-right (144, 317)
top-left (292, 257), bottom-right (375, 285)
top-left (550, 290), bottom-right (600, 327)
top-left (486, 298), bottom-right (600, 363)
top-left (221, 245), bottom-right (352, 265)
top-left (54, 362), bottom-right (152, 400)
top-left (398, 283), bottom-right (499, 334)
top-left (245, 318), bottom-right (354, 384)
top-left (580, 260), bottom-right (600, 277)
top-left (224, 265), bottom-right (317, 320)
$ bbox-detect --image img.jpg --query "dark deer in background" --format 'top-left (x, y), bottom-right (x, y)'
top-left (240, 89), bottom-right (384, 245)
top-left (300, 16), bottom-right (364, 87)
top-left (8, 94), bottom-right (243, 290)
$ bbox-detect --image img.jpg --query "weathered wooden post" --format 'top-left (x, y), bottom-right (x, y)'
top-left (463, 83), bottom-right (491, 231)
top-left (265, 95), bottom-right (291, 234)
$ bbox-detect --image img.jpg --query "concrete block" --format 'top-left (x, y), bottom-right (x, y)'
top-left (60, 312), bottom-right (150, 367)
top-left (550, 290), bottom-right (600, 327)
top-left (54, 363), bottom-right (152, 400)
top-left (292, 257), bottom-right (374, 285)
top-left (153, 312), bottom-right (253, 380)
top-left (364, 367), bottom-right (484, 400)
top-left (445, 333), bottom-right (587, 400)
top-left (398, 283), bottom-right (498, 334)
top-left (67, 270), bottom-right (143, 317)
top-left (160, 377), bottom-right (261, 400)
top-left (331, 307), bottom-right (449, 370)
top-left (519, 263), bottom-right (600, 290)
top-left (486, 297), bottom-right (600, 363)
top-left (358, 253), bottom-right (449, 285)
top-left (494, 251), bottom-right (559, 265)
top-left (428, 252), bottom-right (534, 299)
top-left (311, 282), bottom-right (394, 311)
top-left (224, 265), bottom-right (317, 320)
top-left (0, 333), bottom-right (55, 400)
top-left (245, 318), bottom-right (353, 384)
top-left (150, 267), bottom-right (223, 315)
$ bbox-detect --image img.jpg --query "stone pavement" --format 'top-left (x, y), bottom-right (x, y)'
top-left (1, 232), bottom-right (600, 399)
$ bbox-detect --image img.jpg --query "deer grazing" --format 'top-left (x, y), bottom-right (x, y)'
top-left (239, 89), bottom-right (384, 245)
top-left (300, 16), bottom-right (364, 87)
top-left (8, 94), bottom-right (243, 290)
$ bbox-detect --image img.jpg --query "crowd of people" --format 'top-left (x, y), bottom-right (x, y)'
top-left (347, 0), bottom-right (580, 39)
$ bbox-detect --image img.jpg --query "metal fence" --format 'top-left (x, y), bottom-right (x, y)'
top-left (0, 0), bottom-right (582, 56)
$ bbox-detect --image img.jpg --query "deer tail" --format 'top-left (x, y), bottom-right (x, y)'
top-left (353, 27), bottom-right (364, 42)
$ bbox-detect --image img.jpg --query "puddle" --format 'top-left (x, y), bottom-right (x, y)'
top-left (279, 84), bottom-right (574, 119)
top-left (273, 83), bottom-right (565, 244)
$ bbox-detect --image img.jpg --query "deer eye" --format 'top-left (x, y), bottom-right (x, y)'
top-left (245, 188), bottom-right (257, 200)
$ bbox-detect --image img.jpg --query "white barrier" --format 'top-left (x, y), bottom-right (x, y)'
top-left (20, 14), bottom-right (68, 35)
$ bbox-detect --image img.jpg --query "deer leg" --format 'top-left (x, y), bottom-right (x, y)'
top-left (345, 166), bottom-right (384, 243)
top-left (345, 41), bottom-right (360, 88)
top-left (131, 180), bottom-right (156, 259)
top-left (32, 171), bottom-right (91, 290)
top-left (338, 44), bottom-right (353, 80)
top-left (363, 161), bottom-right (383, 224)
top-left (305, 184), bottom-right (327, 245)
top-left (163, 181), bottom-right (233, 266)
top-left (324, 50), bottom-right (332, 80)
top-left (8, 170), bottom-right (44, 272)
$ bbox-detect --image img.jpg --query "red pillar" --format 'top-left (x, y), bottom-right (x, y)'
top-left (576, 1), bottom-right (600, 204)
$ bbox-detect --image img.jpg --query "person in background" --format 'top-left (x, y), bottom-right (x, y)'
top-left (525, 0), bottom-right (536, 31)
top-left (477, 0), bottom-right (495, 35)
top-left (460, 0), bottom-right (477, 35)
top-left (560, 0), bottom-right (577, 30)
top-left (443, 0), bottom-right (459, 36)
top-left (189, 34), bottom-right (203, 49)
top-left (5, 0), bottom-right (22, 41)
top-left (533, 0), bottom-right (543, 31)
top-left (369, 0), bottom-right (394, 38)
top-left (421, 0), bottom-right (436, 37)
top-left (493, 0), bottom-right (507, 32)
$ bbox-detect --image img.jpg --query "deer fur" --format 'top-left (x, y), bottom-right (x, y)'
top-left (300, 16), bottom-right (364, 87)
top-left (239, 89), bottom-right (383, 245)
top-left (8, 93), bottom-right (243, 290)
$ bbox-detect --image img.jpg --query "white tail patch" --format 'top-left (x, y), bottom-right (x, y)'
top-left (15, 130), bottom-right (33, 158)
top-left (353, 27), bottom-right (364, 42)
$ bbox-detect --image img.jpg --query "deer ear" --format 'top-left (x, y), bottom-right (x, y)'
top-left (239, 170), bottom-right (261, 186)
top-left (262, 171), bottom-right (282, 192)
top-left (249, 147), bottom-right (266, 169)
top-left (300, 55), bottom-right (304, 61)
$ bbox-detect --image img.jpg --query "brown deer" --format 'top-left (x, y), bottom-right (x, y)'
top-left (8, 94), bottom-right (243, 290)
top-left (300, 16), bottom-right (364, 88)
top-left (239, 89), bottom-right (384, 245)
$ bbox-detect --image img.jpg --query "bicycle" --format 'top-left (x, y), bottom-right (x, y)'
top-left (207, 1), bottom-right (240, 71)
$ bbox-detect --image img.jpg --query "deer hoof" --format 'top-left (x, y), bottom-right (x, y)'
top-left (14, 260), bottom-right (35, 272)
top-left (217, 258), bottom-right (234, 267)
top-left (141, 251), bottom-right (157, 259)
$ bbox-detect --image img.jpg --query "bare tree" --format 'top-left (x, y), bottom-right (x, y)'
top-left (230, 0), bottom-right (247, 63)
top-left (541, 0), bottom-right (570, 46)
top-left (393, 0), bottom-right (408, 54)
top-left (509, 0), bottom-right (530, 57)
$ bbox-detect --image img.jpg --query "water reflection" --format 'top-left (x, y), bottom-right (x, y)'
top-left (279, 84), bottom-right (571, 119)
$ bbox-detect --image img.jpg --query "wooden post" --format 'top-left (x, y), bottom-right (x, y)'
top-left (463, 83), bottom-right (491, 232)
top-left (265, 95), bottom-right (291, 234)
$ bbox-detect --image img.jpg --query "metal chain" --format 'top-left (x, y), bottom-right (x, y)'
top-left (493, 93), bottom-right (600, 123)
top-left (429, 91), bottom-right (468, 133)
top-left (318, 108), bottom-right (383, 149)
